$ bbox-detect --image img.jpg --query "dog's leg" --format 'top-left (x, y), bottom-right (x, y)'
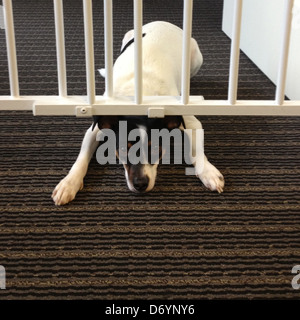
top-left (52, 124), bottom-right (100, 205)
top-left (182, 116), bottom-right (224, 193)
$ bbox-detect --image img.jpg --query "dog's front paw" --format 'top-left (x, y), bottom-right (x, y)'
top-left (197, 162), bottom-right (224, 193)
top-left (52, 175), bottom-right (83, 206)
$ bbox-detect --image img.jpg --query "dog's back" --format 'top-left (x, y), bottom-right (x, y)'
top-left (113, 21), bottom-right (203, 96)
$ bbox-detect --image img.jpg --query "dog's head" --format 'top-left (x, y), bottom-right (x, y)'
top-left (93, 115), bottom-right (182, 193)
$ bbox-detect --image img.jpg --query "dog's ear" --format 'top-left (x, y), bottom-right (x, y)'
top-left (120, 29), bottom-right (134, 52)
top-left (98, 68), bottom-right (106, 78)
top-left (163, 116), bottom-right (183, 130)
top-left (92, 116), bottom-right (119, 131)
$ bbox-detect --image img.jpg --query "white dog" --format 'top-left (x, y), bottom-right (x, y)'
top-left (52, 21), bottom-right (224, 205)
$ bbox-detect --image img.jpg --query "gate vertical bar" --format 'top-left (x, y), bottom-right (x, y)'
top-left (53, 0), bottom-right (67, 97)
top-left (83, 0), bottom-right (96, 105)
top-left (134, 0), bottom-right (143, 105)
top-left (3, 0), bottom-right (19, 97)
top-left (275, 0), bottom-right (294, 105)
top-left (103, 0), bottom-right (114, 98)
top-left (228, 0), bottom-right (243, 105)
top-left (181, 0), bottom-right (193, 105)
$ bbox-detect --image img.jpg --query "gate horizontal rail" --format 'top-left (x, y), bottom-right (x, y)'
top-left (1, 95), bottom-right (300, 117)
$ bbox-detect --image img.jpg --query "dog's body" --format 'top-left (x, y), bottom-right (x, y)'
top-left (52, 21), bottom-right (224, 205)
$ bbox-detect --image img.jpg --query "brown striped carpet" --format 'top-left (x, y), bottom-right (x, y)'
top-left (1, 0), bottom-right (300, 300)
top-left (1, 113), bottom-right (300, 299)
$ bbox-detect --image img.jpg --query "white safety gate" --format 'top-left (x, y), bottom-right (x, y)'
top-left (0, 0), bottom-right (300, 116)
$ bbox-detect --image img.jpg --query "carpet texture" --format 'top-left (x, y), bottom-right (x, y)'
top-left (0, 0), bottom-right (300, 299)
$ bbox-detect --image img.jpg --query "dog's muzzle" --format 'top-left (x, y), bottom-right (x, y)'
top-left (132, 176), bottom-right (149, 192)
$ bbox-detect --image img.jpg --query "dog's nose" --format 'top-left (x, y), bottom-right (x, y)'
top-left (133, 176), bottom-right (149, 192)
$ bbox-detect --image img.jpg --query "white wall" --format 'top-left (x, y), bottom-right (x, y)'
top-left (222, 0), bottom-right (300, 100)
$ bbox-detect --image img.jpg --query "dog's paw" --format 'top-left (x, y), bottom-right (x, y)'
top-left (52, 175), bottom-right (83, 206)
top-left (197, 163), bottom-right (224, 193)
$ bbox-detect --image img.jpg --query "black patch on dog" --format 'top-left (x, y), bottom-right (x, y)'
top-left (120, 33), bottom-right (146, 55)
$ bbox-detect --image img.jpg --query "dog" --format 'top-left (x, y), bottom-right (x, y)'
top-left (52, 21), bottom-right (224, 205)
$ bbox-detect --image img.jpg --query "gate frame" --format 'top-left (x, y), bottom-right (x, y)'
top-left (1, 0), bottom-right (300, 117)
